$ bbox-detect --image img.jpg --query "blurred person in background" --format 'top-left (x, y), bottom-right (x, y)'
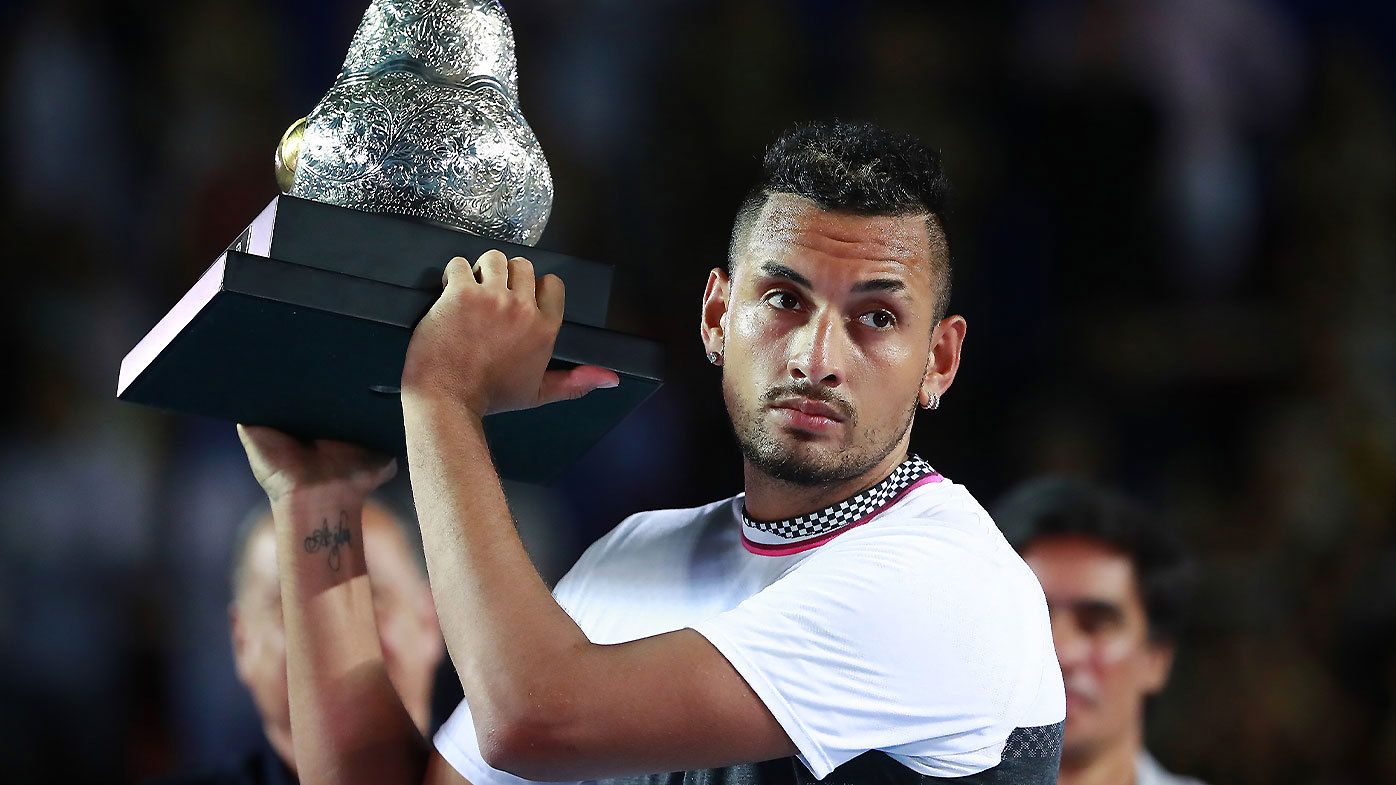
top-left (150, 499), bottom-right (443, 785)
top-left (994, 478), bottom-right (1203, 785)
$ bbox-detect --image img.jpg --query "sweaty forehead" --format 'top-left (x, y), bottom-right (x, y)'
top-left (741, 193), bottom-right (933, 275)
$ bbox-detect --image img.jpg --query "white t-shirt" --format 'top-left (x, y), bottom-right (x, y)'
top-left (435, 473), bottom-right (1065, 783)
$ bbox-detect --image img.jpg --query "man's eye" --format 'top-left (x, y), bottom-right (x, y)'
top-left (765, 291), bottom-right (801, 311)
top-left (858, 310), bottom-right (897, 330)
top-left (1076, 608), bottom-right (1123, 636)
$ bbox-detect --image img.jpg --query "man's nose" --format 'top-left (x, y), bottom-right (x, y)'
top-left (787, 311), bottom-right (844, 387)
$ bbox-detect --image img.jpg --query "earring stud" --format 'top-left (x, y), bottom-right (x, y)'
top-left (921, 392), bottom-right (940, 411)
top-left (707, 351), bottom-right (721, 366)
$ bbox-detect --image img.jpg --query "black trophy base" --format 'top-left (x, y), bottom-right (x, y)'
top-left (118, 245), bottom-right (663, 485)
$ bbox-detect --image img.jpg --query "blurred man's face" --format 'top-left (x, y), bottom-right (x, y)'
top-left (1023, 535), bottom-right (1173, 765)
top-left (704, 193), bottom-right (961, 485)
top-left (230, 505), bottom-right (443, 770)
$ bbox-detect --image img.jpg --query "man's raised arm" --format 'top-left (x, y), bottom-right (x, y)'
top-left (237, 425), bottom-right (468, 785)
top-left (397, 251), bottom-right (796, 782)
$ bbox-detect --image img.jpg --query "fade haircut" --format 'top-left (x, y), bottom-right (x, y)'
top-left (993, 478), bottom-right (1197, 644)
top-left (728, 120), bottom-right (954, 323)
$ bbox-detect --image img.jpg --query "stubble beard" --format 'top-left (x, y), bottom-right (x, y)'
top-left (726, 379), bottom-right (918, 488)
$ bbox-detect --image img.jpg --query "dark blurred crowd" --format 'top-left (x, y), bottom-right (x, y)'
top-left (0, 1), bottom-right (1392, 783)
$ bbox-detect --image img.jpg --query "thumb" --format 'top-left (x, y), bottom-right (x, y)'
top-left (237, 423), bottom-right (304, 462)
top-left (537, 365), bottom-right (620, 405)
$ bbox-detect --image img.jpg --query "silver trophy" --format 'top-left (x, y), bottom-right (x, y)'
top-left (281, 0), bottom-right (554, 246)
top-left (118, 0), bottom-right (662, 483)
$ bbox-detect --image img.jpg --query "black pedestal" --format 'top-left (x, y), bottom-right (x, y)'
top-left (118, 197), bottom-right (663, 484)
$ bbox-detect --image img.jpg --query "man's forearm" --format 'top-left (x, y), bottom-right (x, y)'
top-left (271, 489), bottom-right (430, 785)
top-left (403, 394), bottom-right (593, 762)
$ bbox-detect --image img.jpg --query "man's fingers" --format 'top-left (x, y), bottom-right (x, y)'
top-left (473, 249), bottom-right (509, 288)
top-left (508, 256), bottom-right (535, 299)
top-left (537, 365), bottom-right (620, 406)
top-left (442, 256), bottom-right (473, 289)
top-left (536, 272), bottom-right (565, 320)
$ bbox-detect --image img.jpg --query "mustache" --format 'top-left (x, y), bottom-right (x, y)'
top-left (761, 382), bottom-right (855, 421)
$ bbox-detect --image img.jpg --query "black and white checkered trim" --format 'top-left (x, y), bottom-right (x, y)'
top-left (741, 455), bottom-right (936, 544)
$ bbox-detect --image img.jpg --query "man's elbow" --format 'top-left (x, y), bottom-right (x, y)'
top-left (477, 709), bottom-right (584, 781)
top-left (474, 645), bottom-right (603, 779)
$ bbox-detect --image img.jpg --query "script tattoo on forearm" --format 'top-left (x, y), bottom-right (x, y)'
top-left (304, 511), bottom-right (353, 571)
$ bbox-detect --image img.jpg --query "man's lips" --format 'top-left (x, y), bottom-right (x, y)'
top-left (770, 397), bottom-right (846, 424)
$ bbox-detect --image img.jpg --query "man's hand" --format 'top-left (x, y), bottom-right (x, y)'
top-left (237, 424), bottom-right (398, 503)
top-left (401, 249), bottom-right (619, 416)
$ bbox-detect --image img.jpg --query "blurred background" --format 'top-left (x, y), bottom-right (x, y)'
top-left (1, 0), bottom-right (1393, 782)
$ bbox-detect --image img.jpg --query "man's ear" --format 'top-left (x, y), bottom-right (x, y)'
top-left (1141, 639), bottom-right (1176, 695)
top-left (919, 315), bottom-right (967, 407)
top-left (701, 267), bottom-right (731, 359)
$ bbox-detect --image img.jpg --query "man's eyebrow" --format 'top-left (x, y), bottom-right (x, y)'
top-left (852, 278), bottom-right (907, 294)
top-left (1065, 599), bottom-right (1126, 620)
top-left (759, 262), bottom-right (812, 289)
top-left (759, 262), bottom-right (909, 296)
top-left (1044, 598), bottom-right (1125, 615)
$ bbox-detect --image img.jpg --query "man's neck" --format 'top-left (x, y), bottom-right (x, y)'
top-left (741, 443), bottom-right (912, 521)
top-left (1059, 734), bottom-right (1142, 785)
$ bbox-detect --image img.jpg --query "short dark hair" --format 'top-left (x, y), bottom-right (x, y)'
top-left (729, 120), bottom-right (954, 322)
top-left (993, 478), bottom-right (1197, 643)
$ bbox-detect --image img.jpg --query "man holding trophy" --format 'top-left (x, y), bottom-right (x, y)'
top-left (140, 1), bottom-right (1066, 783)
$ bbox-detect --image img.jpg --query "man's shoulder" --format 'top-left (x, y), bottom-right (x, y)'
top-left (819, 478), bottom-right (1055, 652)
top-left (598, 495), bottom-right (743, 549)
top-left (563, 495), bottom-right (742, 577)
top-left (832, 478), bottom-right (1021, 573)
top-left (551, 495), bottom-right (746, 631)
top-left (873, 475), bottom-right (992, 533)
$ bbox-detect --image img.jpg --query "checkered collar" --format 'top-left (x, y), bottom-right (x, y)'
top-left (740, 454), bottom-right (941, 556)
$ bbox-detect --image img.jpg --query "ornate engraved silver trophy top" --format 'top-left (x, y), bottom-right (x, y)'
top-left (279, 0), bottom-right (553, 246)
